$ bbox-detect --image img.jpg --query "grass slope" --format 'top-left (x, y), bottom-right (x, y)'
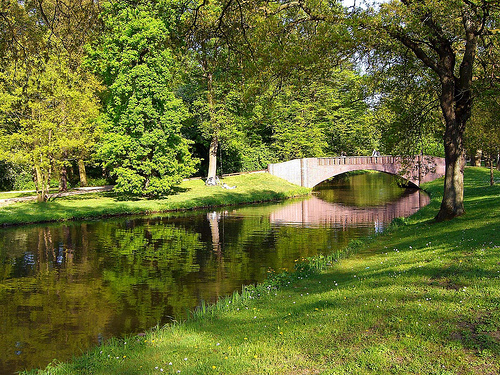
top-left (0, 173), bottom-right (310, 226)
top-left (26, 167), bottom-right (500, 374)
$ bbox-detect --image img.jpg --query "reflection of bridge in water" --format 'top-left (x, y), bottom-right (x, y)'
top-left (269, 190), bottom-right (429, 230)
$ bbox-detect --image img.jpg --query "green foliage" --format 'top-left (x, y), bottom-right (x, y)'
top-left (247, 68), bottom-right (377, 162)
top-left (466, 89), bottom-right (500, 162)
top-left (89, 0), bottom-right (197, 197)
top-left (374, 62), bottom-right (444, 157)
top-left (0, 48), bottom-right (101, 201)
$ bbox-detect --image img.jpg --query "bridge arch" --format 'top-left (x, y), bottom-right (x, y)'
top-left (311, 168), bottom-right (420, 189)
top-left (267, 156), bottom-right (445, 188)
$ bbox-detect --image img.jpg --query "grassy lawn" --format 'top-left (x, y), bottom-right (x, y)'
top-left (0, 173), bottom-right (310, 226)
top-left (23, 167), bottom-right (500, 374)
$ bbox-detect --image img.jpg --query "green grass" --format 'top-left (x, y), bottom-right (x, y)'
top-left (0, 173), bottom-right (310, 226)
top-left (0, 188), bottom-right (60, 199)
top-left (23, 167), bottom-right (500, 374)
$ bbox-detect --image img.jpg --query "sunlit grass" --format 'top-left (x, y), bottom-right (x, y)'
top-left (0, 173), bottom-right (311, 226)
top-left (23, 167), bottom-right (500, 374)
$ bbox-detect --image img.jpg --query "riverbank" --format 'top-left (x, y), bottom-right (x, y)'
top-left (23, 167), bottom-right (500, 374)
top-left (0, 173), bottom-right (310, 226)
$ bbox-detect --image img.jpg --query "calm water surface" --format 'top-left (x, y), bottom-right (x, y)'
top-left (0, 173), bottom-right (429, 374)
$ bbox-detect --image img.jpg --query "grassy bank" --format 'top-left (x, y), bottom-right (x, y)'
top-left (23, 167), bottom-right (500, 374)
top-left (0, 173), bottom-right (310, 226)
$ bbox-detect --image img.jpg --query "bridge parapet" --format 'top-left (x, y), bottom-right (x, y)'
top-left (317, 156), bottom-right (396, 166)
top-left (268, 155), bottom-right (445, 188)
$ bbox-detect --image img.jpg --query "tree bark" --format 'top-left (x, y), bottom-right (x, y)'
top-left (206, 70), bottom-right (219, 180)
top-left (78, 159), bottom-right (87, 187)
top-left (434, 70), bottom-right (467, 221)
top-left (35, 165), bottom-right (49, 202)
top-left (207, 136), bottom-right (218, 180)
top-left (59, 164), bottom-right (68, 192)
top-left (35, 166), bottom-right (44, 202)
top-left (436, 129), bottom-right (466, 221)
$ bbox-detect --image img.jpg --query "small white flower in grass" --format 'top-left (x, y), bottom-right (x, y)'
top-left (216, 343), bottom-right (220, 346)
top-left (184, 358), bottom-right (188, 361)
top-left (168, 362), bottom-right (173, 365)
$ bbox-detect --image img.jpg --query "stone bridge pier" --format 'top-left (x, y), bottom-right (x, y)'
top-left (267, 155), bottom-right (445, 188)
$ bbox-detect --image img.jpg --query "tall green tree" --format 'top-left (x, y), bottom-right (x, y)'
top-left (0, 0), bottom-right (104, 192)
top-left (354, 0), bottom-right (500, 221)
top-left (0, 50), bottom-right (101, 201)
top-left (183, 0), bottom-right (259, 180)
top-left (88, 0), bottom-right (197, 196)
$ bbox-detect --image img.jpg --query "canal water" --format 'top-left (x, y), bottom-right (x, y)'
top-left (0, 173), bottom-right (429, 374)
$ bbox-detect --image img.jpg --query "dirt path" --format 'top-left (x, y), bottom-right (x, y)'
top-left (0, 186), bottom-right (114, 206)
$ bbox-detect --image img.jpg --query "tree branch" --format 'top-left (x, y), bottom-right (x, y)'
top-left (386, 25), bottom-right (440, 74)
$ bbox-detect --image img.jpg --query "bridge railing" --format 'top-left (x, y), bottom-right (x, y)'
top-left (317, 156), bottom-right (396, 166)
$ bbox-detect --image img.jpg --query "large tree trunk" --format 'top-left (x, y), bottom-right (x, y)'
top-left (435, 74), bottom-right (467, 222)
top-left (35, 166), bottom-right (44, 202)
top-left (35, 165), bottom-right (50, 202)
top-left (436, 133), bottom-right (466, 221)
top-left (59, 164), bottom-right (68, 192)
top-left (207, 136), bottom-right (218, 180)
top-left (78, 159), bottom-right (88, 187)
top-left (206, 71), bottom-right (219, 180)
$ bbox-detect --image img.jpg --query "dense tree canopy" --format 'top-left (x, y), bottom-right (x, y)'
top-left (87, 0), bottom-right (197, 196)
top-left (0, 47), bottom-right (101, 201)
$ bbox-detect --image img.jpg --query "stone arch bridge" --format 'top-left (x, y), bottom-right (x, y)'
top-left (267, 155), bottom-right (445, 188)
